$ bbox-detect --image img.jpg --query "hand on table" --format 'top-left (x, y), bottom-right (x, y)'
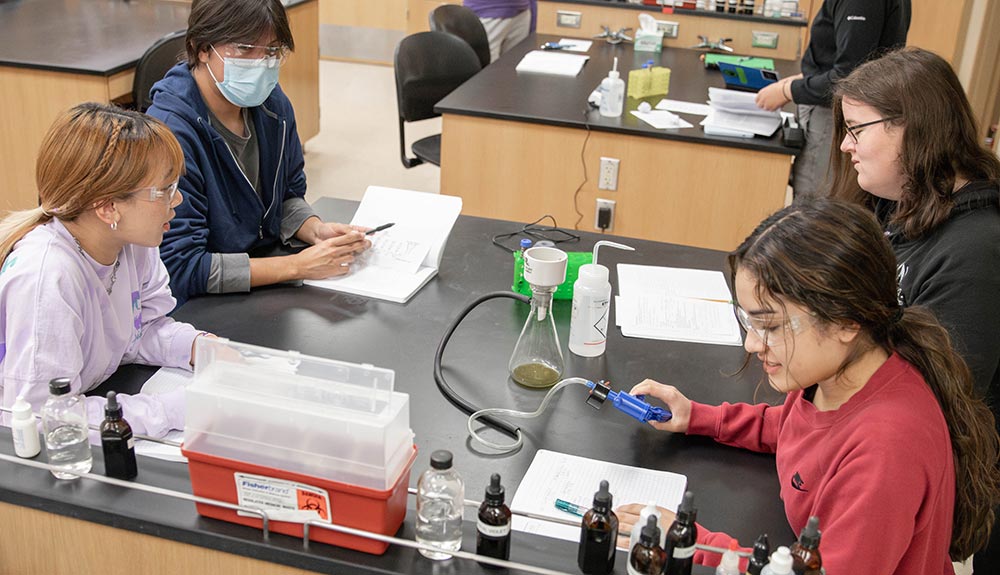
top-left (629, 379), bottom-right (692, 433)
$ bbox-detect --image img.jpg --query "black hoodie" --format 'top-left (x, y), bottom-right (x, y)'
top-left (878, 181), bottom-right (1000, 422)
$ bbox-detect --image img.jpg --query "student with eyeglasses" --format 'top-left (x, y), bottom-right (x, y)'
top-left (830, 47), bottom-right (1000, 571)
top-left (754, 0), bottom-right (910, 201)
top-left (147, 0), bottom-right (370, 306)
top-left (616, 200), bottom-right (1000, 574)
top-left (0, 103), bottom-right (208, 437)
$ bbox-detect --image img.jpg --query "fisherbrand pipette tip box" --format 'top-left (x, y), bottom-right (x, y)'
top-left (182, 338), bottom-right (416, 554)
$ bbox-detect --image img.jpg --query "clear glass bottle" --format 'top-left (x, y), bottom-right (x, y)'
top-left (41, 377), bottom-right (93, 479)
top-left (416, 450), bottom-right (465, 560)
top-left (509, 284), bottom-right (564, 388)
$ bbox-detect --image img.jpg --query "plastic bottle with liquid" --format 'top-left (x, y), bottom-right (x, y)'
top-left (761, 546), bottom-right (794, 575)
top-left (628, 515), bottom-right (665, 575)
top-left (416, 450), bottom-right (465, 560)
top-left (716, 539), bottom-right (741, 575)
top-left (41, 377), bottom-right (93, 479)
top-left (577, 479), bottom-right (619, 575)
top-left (569, 241), bottom-right (634, 357)
top-left (663, 491), bottom-right (698, 575)
top-left (789, 516), bottom-right (823, 575)
top-left (599, 57), bottom-right (625, 118)
top-left (101, 391), bottom-right (138, 480)
top-left (747, 533), bottom-right (771, 575)
top-left (476, 473), bottom-right (512, 563)
top-left (11, 395), bottom-right (41, 458)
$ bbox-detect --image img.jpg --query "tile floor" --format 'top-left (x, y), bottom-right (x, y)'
top-left (302, 60), bottom-right (441, 205)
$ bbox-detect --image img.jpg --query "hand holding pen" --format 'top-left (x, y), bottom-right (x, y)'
top-left (366, 222), bottom-right (395, 236)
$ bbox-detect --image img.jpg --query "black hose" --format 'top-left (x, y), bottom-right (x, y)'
top-left (433, 291), bottom-right (531, 439)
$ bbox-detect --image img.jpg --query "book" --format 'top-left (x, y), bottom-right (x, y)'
top-left (304, 186), bottom-right (462, 303)
top-left (510, 449), bottom-right (687, 546)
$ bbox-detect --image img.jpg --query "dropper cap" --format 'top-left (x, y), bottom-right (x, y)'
top-left (105, 391), bottom-right (123, 419)
top-left (675, 491), bottom-right (696, 523)
top-left (639, 514), bottom-right (660, 546)
top-left (484, 473), bottom-right (505, 505)
top-left (719, 539), bottom-right (740, 573)
top-left (592, 479), bottom-right (613, 510)
top-left (797, 516), bottom-right (822, 548)
top-left (748, 533), bottom-right (770, 573)
top-left (11, 396), bottom-right (34, 421)
top-left (768, 546), bottom-right (794, 574)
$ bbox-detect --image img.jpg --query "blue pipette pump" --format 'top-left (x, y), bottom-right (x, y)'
top-left (584, 380), bottom-right (672, 423)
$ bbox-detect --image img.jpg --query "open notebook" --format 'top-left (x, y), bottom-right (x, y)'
top-left (304, 186), bottom-right (462, 303)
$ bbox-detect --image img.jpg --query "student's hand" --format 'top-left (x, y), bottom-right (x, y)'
top-left (313, 222), bottom-right (371, 252)
top-left (615, 503), bottom-right (677, 548)
top-left (292, 232), bottom-right (368, 280)
top-left (754, 79), bottom-right (791, 112)
top-left (189, 332), bottom-right (218, 367)
top-left (629, 379), bottom-right (692, 433)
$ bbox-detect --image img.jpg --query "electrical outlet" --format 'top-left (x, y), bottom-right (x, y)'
top-left (556, 10), bottom-right (582, 28)
top-left (595, 198), bottom-right (616, 232)
top-left (656, 20), bottom-right (680, 39)
top-left (598, 157), bottom-right (620, 191)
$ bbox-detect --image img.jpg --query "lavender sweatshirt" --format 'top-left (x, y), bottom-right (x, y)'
top-left (464, 0), bottom-right (535, 20)
top-left (0, 219), bottom-right (200, 438)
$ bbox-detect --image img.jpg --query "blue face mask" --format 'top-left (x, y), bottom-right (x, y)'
top-left (208, 46), bottom-right (280, 108)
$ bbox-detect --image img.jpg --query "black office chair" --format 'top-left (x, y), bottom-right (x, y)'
top-left (394, 32), bottom-right (481, 169)
top-left (132, 30), bottom-right (186, 113)
top-left (428, 4), bottom-right (492, 69)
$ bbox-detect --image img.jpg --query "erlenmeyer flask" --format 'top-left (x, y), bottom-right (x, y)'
top-left (509, 284), bottom-right (564, 388)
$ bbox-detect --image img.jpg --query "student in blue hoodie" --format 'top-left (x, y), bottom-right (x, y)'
top-left (147, 0), bottom-right (369, 306)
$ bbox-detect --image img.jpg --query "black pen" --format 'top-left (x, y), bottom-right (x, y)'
top-left (365, 222), bottom-right (395, 235)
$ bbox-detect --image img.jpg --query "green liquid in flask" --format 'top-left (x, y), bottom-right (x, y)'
top-left (512, 362), bottom-right (561, 388)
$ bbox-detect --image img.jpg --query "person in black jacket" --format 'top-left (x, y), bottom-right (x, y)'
top-left (831, 47), bottom-right (1000, 571)
top-left (755, 0), bottom-right (910, 200)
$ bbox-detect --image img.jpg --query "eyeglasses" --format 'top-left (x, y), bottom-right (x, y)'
top-left (132, 181), bottom-right (179, 205)
top-left (218, 43), bottom-right (290, 66)
top-left (734, 305), bottom-right (813, 345)
top-left (844, 117), bottom-right (899, 144)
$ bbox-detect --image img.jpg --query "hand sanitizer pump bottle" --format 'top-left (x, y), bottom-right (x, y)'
top-left (509, 247), bottom-right (568, 388)
top-left (569, 241), bottom-right (634, 357)
top-left (600, 57), bottom-right (625, 118)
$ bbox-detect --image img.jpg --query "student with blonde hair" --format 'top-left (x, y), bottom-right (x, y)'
top-left (0, 103), bottom-right (205, 437)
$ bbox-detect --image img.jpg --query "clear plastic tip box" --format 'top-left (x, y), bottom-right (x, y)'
top-left (181, 337), bottom-right (416, 554)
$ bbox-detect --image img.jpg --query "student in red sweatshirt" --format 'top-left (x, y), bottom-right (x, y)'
top-left (619, 200), bottom-right (1000, 574)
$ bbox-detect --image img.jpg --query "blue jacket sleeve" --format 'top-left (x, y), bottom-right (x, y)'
top-left (158, 114), bottom-right (214, 306)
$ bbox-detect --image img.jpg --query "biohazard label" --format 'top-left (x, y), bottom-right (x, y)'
top-left (234, 472), bottom-right (332, 524)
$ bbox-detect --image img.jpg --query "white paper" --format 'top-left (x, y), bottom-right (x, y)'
top-left (135, 367), bottom-right (194, 462)
top-left (305, 186), bottom-right (462, 303)
top-left (707, 88), bottom-right (778, 117)
top-left (655, 99), bottom-right (712, 116)
top-left (510, 450), bottom-right (687, 546)
top-left (615, 265), bottom-right (742, 346)
top-left (630, 110), bottom-right (694, 130)
top-left (702, 108), bottom-right (781, 137)
top-left (557, 38), bottom-right (593, 52)
top-left (515, 51), bottom-right (590, 76)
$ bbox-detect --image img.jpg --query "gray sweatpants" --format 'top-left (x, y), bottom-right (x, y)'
top-left (480, 9), bottom-right (531, 63)
top-left (791, 104), bottom-right (834, 202)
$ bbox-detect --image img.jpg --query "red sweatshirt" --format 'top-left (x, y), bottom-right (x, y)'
top-left (687, 353), bottom-right (955, 574)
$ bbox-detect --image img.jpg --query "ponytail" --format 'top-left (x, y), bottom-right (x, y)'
top-left (0, 206), bottom-right (53, 267)
top-left (887, 306), bottom-right (1000, 559)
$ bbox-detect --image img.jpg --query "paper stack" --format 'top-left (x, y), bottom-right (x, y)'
top-left (515, 50), bottom-right (590, 76)
top-left (701, 87), bottom-right (782, 138)
top-left (615, 264), bottom-right (743, 346)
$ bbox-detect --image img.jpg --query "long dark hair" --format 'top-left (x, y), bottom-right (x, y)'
top-left (728, 199), bottom-right (1000, 559)
top-left (185, 0), bottom-right (295, 67)
top-left (830, 47), bottom-right (1000, 239)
